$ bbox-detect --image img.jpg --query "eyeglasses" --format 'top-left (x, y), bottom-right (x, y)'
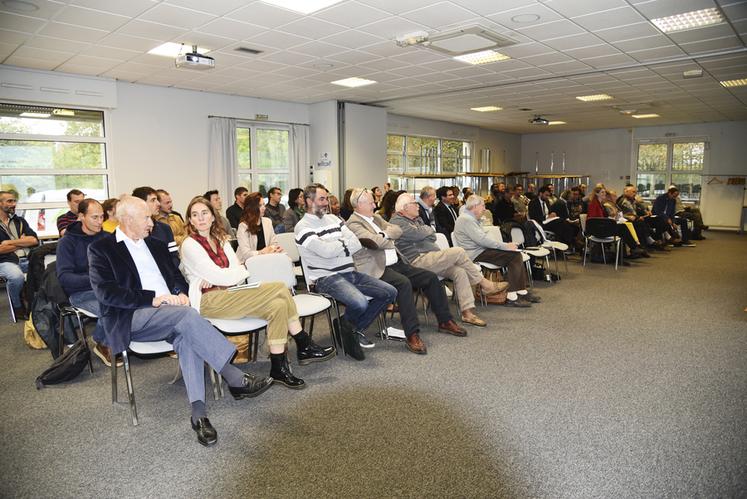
top-left (352, 188), bottom-right (369, 206)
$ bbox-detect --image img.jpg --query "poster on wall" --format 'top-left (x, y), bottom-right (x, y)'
top-left (317, 152), bottom-right (332, 169)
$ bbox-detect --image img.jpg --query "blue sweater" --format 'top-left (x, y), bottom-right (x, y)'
top-left (56, 221), bottom-right (107, 296)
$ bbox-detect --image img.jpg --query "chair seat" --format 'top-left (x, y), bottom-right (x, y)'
top-left (477, 261), bottom-right (500, 270)
top-left (523, 247), bottom-right (551, 257)
top-left (589, 236), bottom-right (617, 243)
top-left (129, 340), bottom-right (173, 355)
top-left (72, 306), bottom-right (98, 318)
top-left (293, 294), bottom-right (331, 316)
top-left (543, 241), bottom-right (569, 251)
top-left (520, 252), bottom-right (530, 262)
top-left (206, 316), bottom-right (268, 334)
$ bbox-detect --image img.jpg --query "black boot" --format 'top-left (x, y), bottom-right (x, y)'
top-left (293, 330), bottom-right (336, 365)
top-left (269, 353), bottom-right (305, 389)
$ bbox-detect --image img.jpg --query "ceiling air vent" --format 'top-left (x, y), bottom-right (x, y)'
top-left (235, 47), bottom-right (263, 55)
top-left (423, 26), bottom-right (517, 56)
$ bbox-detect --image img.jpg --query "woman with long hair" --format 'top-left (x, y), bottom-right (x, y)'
top-left (587, 185), bottom-right (647, 259)
top-left (370, 185), bottom-right (383, 211)
top-left (101, 198), bottom-right (119, 233)
top-left (377, 189), bottom-right (405, 221)
top-left (236, 192), bottom-right (283, 264)
top-left (340, 188), bottom-right (354, 220)
top-left (180, 196), bottom-right (335, 389)
top-left (282, 187), bottom-right (305, 232)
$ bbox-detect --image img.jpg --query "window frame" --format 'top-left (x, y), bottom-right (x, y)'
top-left (633, 137), bottom-right (708, 202)
top-left (235, 121), bottom-right (291, 196)
top-left (387, 133), bottom-right (473, 175)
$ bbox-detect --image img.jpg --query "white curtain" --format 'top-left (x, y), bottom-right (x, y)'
top-left (207, 117), bottom-right (237, 204)
top-left (290, 124), bottom-right (310, 188)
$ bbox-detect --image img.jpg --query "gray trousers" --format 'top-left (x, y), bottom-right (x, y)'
top-left (131, 306), bottom-right (236, 404)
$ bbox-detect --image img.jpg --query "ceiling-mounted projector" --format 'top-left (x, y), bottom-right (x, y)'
top-left (176, 45), bottom-right (215, 70)
top-left (529, 115), bottom-right (549, 125)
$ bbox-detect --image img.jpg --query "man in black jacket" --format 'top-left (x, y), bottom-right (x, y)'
top-left (528, 186), bottom-right (578, 247)
top-left (226, 186), bottom-right (248, 229)
top-left (432, 186), bottom-right (458, 245)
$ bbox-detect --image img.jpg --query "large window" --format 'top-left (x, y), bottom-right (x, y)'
top-left (387, 134), bottom-right (472, 175)
top-left (236, 124), bottom-right (290, 198)
top-left (0, 103), bottom-right (109, 237)
top-left (635, 139), bottom-right (706, 201)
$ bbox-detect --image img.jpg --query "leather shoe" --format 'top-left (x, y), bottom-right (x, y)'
top-left (461, 312), bottom-right (487, 327)
top-left (270, 355), bottom-right (306, 390)
top-left (480, 281), bottom-right (509, 296)
top-left (227, 373), bottom-right (273, 400)
top-left (297, 341), bottom-right (336, 365)
top-left (191, 417), bottom-right (217, 447)
top-left (519, 292), bottom-right (541, 303)
top-left (438, 319), bottom-right (467, 337)
top-left (503, 298), bottom-right (531, 308)
top-left (94, 342), bottom-right (123, 368)
top-left (406, 333), bottom-right (427, 355)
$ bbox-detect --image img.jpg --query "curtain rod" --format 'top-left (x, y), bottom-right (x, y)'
top-left (208, 114), bottom-right (310, 127)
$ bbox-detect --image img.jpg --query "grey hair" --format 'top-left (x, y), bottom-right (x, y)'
top-left (349, 187), bottom-right (369, 208)
top-left (464, 194), bottom-right (484, 210)
top-left (115, 194), bottom-right (147, 221)
top-left (395, 192), bottom-right (414, 213)
top-left (419, 186), bottom-right (435, 199)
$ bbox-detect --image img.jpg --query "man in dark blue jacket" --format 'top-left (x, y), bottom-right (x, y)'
top-left (653, 187), bottom-right (694, 246)
top-left (56, 199), bottom-right (111, 364)
top-left (88, 195), bottom-right (272, 446)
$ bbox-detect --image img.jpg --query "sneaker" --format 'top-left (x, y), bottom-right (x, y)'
top-left (93, 342), bottom-right (123, 368)
top-left (503, 298), bottom-right (531, 308)
top-left (681, 242), bottom-right (696, 247)
top-left (356, 332), bottom-right (375, 349)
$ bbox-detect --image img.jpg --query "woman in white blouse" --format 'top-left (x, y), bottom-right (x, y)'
top-left (236, 192), bottom-right (283, 264)
top-left (180, 196), bottom-right (335, 389)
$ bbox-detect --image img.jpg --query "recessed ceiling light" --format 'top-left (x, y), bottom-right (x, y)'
top-left (470, 106), bottom-right (502, 112)
top-left (651, 7), bottom-right (724, 33)
top-left (576, 94), bottom-right (613, 102)
top-left (19, 112), bottom-right (50, 118)
top-left (511, 14), bottom-right (540, 23)
top-left (52, 109), bottom-right (75, 116)
top-left (683, 69), bottom-right (703, 79)
top-left (148, 42), bottom-right (209, 57)
top-left (632, 113), bottom-right (660, 119)
top-left (720, 78), bottom-right (747, 88)
top-left (1, 0), bottom-right (38, 13)
top-left (331, 77), bottom-right (376, 88)
top-left (453, 49), bottom-right (511, 65)
top-left (260, 0), bottom-right (343, 14)
top-left (548, 121), bottom-right (566, 125)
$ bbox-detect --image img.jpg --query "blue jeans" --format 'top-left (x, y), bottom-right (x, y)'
top-left (315, 271), bottom-right (397, 332)
top-left (0, 260), bottom-right (25, 308)
top-left (274, 224), bottom-right (286, 234)
top-left (69, 290), bottom-right (106, 344)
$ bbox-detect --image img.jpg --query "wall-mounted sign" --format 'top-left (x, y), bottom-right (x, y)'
top-left (317, 152), bottom-right (332, 169)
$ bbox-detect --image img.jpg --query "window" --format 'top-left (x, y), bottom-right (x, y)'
top-left (0, 103), bottom-right (109, 237)
top-left (235, 124), bottom-right (290, 198)
top-left (386, 133), bottom-right (472, 175)
top-left (635, 139), bottom-right (706, 201)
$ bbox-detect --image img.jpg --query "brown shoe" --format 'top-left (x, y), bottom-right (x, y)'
top-left (438, 319), bottom-right (467, 337)
top-left (93, 343), bottom-right (123, 368)
top-left (406, 333), bottom-right (427, 355)
top-left (461, 311), bottom-right (487, 327)
top-left (481, 281), bottom-right (509, 296)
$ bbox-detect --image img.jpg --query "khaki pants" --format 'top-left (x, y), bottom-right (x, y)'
top-left (412, 248), bottom-right (483, 312)
top-left (200, 282), bottom-right (299, 347)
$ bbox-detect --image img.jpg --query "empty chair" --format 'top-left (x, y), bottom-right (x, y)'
top-left (581, 215), bottom-right (623, 270)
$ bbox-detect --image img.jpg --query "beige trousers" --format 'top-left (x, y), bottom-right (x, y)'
top-left (200, 281), bottom-right (299, 347)
top-left (412, 248), bottom-right (483, 312)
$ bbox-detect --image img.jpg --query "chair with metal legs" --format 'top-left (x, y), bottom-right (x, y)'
top-left (1, 277), bottom-right (16, 323)
top-left (58, 304), bottom-right (96, 374)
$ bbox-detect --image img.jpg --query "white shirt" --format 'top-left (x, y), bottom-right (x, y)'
top-left (116, 227), bottom-right (171, 297)
top-left (359, 213), bottom-right (398, 266)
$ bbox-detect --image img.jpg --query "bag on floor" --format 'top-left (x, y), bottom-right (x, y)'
top-left (35, 339), bottom-right (90, 389)
top-left (24, 314), bottom-right (47, 350)
top-left (227, 334), bottom-right (251, 364)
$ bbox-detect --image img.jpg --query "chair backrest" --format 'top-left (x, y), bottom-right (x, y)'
top-left (579, 213), bottom-right (588, 232)
top-left (275, 232), bottom-right (299, 263)
top-left (586, 217), bottom-right (618, 238)
top-left (434, 232), bottom-right (450, 251)
top-left (484, 226), bottom-right (503, 243)
top-left (527, 219), bottom-right (548, 243)
top-left (244, 253), bottom-right (296, 289)
top-left (510, 227), bottom-right (525, 246)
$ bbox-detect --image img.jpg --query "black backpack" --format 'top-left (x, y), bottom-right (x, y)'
top-left (35, 339), bottom-right (90, 389)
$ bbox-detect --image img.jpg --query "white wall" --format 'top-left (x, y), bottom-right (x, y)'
top-left (342, 103), bottom-right (387, 192)
top-left (308, 100), bottom-right (339, 195)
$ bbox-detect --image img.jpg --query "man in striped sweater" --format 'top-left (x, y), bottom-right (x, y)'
top-left (295, 183), bottom-right (397, 361)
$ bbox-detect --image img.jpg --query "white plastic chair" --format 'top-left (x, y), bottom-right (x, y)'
top-left (275, 232), bottom-right (304, 280)
top-left (510, 227), bottom-right (550, 287)
top-left (580, 214), bottom-right (622, 270)
top-left (527, 219), bottom-right (569, 276)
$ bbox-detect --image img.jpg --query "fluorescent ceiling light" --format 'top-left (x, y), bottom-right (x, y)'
top-left (651, 7), bottom-right (724, 33)
top-left (19, 112), bottom-right (50, 118)
top-left (148, 42), bottom-right (209, 57)
top-left (471, 106), bottom-right (502, 112)
top-left (576, 94), bottom-right (613, 102)
top-left (720, 78), bottom-right (747, 88)
top-left (548, 121), bottom-right (566, 125)
top-left (260, 0), bottom-right (343, 14)
top-left (331, 77), bottom-right (376, 88)
top-left (453, 49), bottom-right (510, 65)
top-left (632, 114), bottom-right (660, 119)
top-left (52, 109), bottom-right (75, 116)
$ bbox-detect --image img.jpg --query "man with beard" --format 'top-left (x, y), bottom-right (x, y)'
top-left (0, 190), bottom-right (38, 319)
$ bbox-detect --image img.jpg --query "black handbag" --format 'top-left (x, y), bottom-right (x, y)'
top-left (35, 340), bottom-right (90, 389)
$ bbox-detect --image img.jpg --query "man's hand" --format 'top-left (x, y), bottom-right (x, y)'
top-left (505, 242), bottom-right (519, 250)
top-left (152, 294), bottom-right (189, 307)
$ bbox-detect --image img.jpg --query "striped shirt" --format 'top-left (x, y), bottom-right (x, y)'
top-left (294, 213), bottom-right (362, 283)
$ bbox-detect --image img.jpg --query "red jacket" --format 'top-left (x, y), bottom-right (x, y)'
top-left (587, 199), bottom-right (606, 218)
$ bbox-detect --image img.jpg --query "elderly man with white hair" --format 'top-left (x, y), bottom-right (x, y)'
top-left (390, 192), bottom-right (507, 328)
top-left (453, 195), bottom-right (540, 307)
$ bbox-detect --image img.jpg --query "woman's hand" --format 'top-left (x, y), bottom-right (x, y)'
top-left (260, 245), bottom-right (283, 254)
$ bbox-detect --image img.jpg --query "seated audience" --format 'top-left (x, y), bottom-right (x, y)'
top-left (283, 187), bottom-right (305, 232)
top-left (617, 185), bottom-right (664, 250)
top-left (88, 195), bottom-right (273, 447)
top-left (565, 187), bottom-right (586, 220)
top-left (462, 187), bottom-right (475, 204)
top-left (346, 188), bottom-right (467, 355)
top-left (102, 198), bottom-right (119, 233)
top-left (453, 195), bottom-right (539, 307)
top-left (377, 189), bottom-right (404, 221)
top-left (488, 185), bottom-right (518, 226)
top-left (340, 188), bottom-right (354, 221)
top-left (295, 183), bottom-right (397, 360)
top-left (236, 192), bottom-right (283, 264)
top-left (156, 189), bottom-right (187, 245)
top-left (528, 185), bottom-right (579, 247)
top-left (653, 186), bottom-right (695, 247)
top-left (417, 186), bottom-right (437, 228)
top-left (0, 190), bottom-right (38, 319)
top-left (56, 199), bottom-right (112, 364)
top-left (450, 186), bottom-right (462, 208)
top-left (673, 188), bottom-right (706, 240)
top-left (180, 196), bottom-right (334, 389)
top-left (511, 185), bottom-right (528, 220)
top-left (203, 190), bottom-right (232, 235)
top-left (132, 186), bottom-right (179, 268)
top-left (433, 186), bottom-right (459, 245)
top-left (57, 189), bottom-right (85, 236)
top-left (264, 187), bottom-right (286, 233)
top-left (587, 185), bottom-right (647, 259)
top-left (390, 192), bottom-right (506, 327)
top-left (226, 186), bottom-right (248, 230)
top-left (328, 194), bottom-right (343, 221)
top-left (525, 183), bottom-right (537, 200)
top-left (371, 185), bottom-right (383, 211)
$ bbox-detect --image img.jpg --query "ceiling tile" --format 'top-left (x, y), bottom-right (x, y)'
top-left (547, 0), bottom-right (628, 18)
top-left (38, 22), bottom-right (108, 42)
top-left (629, 45), bottom-right (686, 61)
top-left (176, 31), bottom-right (235, 50)
top-left (582, 53), bottom-right (637, 69)
top-left (12, 45), bottom-right (73, 64)
top-left (667, 23), bottom-right (736, 44)
top-left (540, 60), bottom-right (593, 74)
top-left (0, 41), bottom-right (18, 59)
top-left (117, 20), bottom-right (188, 41)
top-left (227, 2), bottom-right (302, 28)
top-left (612, 35), bottom-right (674, 53)
top-left (59, 54), bottom-right (121, 71)
top-left (0, 13), bottom-right (46, 33)
top-left (542, 32), bottom-right (602, 51)
top-left (99, 33), bottom-right (161, 52)
top-left (278, 17), bottom-right (344, 39)
top-left (487, 3), bottom-right (564, 29)
top-left (572, 7), bottom-right (648, 32)
top-left (291, 40), bottom-right (347, 57)
top-left (78, 45), bottom-right (139, 61)
top-left (54, 6), bottom-right (130, 31)
top-left (164, 0), bottom-right (248, 17)
top-left (453, 0), bottom-right (537, 17)
top-left (594, 22), bottom-right (660, 43)
top-left (680, 36), bottom-right (744, 54)
top-left (633, 0), bottom-right (718, 20)
top-left (0, 29), bottom-right (30, 44)
top-left (323, 29), bottom-right (384, 50)
top-left (399, 2), bottom-right (479, 29)
top-left (23, 35), bottom-right (90, 53)
top-left (260, 50), bottom-right (315, 65)
top-left (517, 19), bottom-right (588, 41)
top-left (69, 0), bottom-right (156, 17)
top-left (197, 18), bottom-right (265, 40)
top-left (358, 0), bottom-right (434, 15)
top-left (313, 1), bottom-right (391, 28)
top-left (565, 44), bottom-right (620, 59)
top-left (139, 3), bottom-right (217, 29)
top-left (357, 16), bottom-right (430, 40)
top-left (501, 42), bottom-right (554, 59)
top-left (1, 0), bottom-right (66, 20)
top-left (3, 56), bottom-right (59, 70)
top-left (246, 30), bottom-right (310, 50)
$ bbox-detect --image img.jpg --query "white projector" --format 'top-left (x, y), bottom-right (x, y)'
top-left (175, 52), bottom-right (215, 70)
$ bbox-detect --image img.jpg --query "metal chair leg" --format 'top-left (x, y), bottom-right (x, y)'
top-left (325, 308), bottom-right (342, 354)
top-left (6, 281), bottom-right (16, 324)
top-left (73, 311), bottom-right (94, 374)
top-left (209, 368), bottom-right (221, 401)
top-left (111, 354), bottom-right (117, 404)
top-left (121, 351), bottom-right (138, 426)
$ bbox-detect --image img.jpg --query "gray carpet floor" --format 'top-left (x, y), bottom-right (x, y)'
top-left (1, 232), bottom-right (745, 498)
